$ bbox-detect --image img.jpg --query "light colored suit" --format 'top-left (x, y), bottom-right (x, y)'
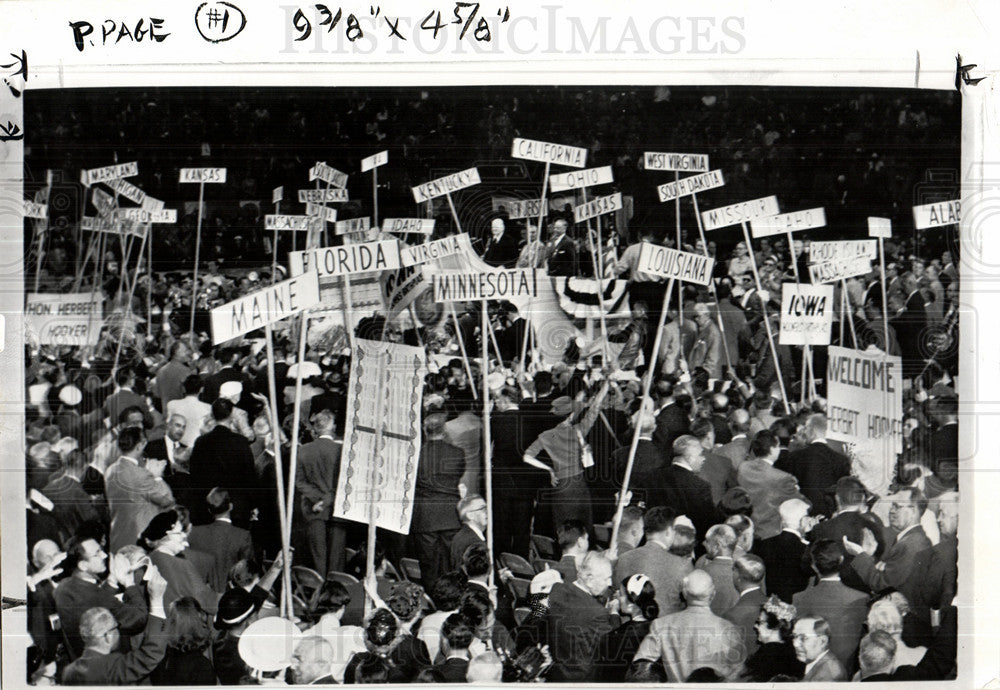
top-left (105, 457), bottom-right (175, 552)
top-left (635, 603), bottom-right (745, 682)
top-left (793, 578), bottom-right (868, 671)
top-left (686, 321), bottom-right (724, 379)
top-left (802, 650), bottom-right (847, 682)
top-left (737, 458), bottom-right (804, 540)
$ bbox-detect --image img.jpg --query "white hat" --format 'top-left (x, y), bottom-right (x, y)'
top-left (287, 361), bottom-right (322, 379)
top-left (219, 381), bottom-right (243, 400)
top-left (529, 569), bottom-right (563, 594)
top-left (58, 385), bottom-right (83, 406)
top-left (238, 617), bottom-right (302, 672)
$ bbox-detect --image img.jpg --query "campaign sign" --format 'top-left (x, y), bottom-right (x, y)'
top-left (913, 200), bottom-right (960, 230)
top-left (750, 207), bottom-right (826, 238)
top-left (701, 195), bottom-right (780, 231)
top-left (411, 168), bottom-right (481, 203)
top-left (573, 193), bottom-right (622, 223)
top-left (657, 169), bottom-right (725, 203)
top-left (289, 240), bottom-right (400, 279)
top-left (361, 150), bottom-right (389, 172)
top-left (643, 151), bottom-right (710, 172)
top-left (383, 218), bottom-right (435, 235)
top-left (210, 271), bottom-right (321, 344)
top-left (433, 269), bottom-right (539, 302)
top-left (81, 161), bottom-right (138, 187)
top-left (179, 167), bottom-right (227, 184)
top-left (25, 293), bottom-right (103, 346)
top-left (548, 165), bottom-right (614, 192)
top-left (636, 243), bottom-right (715, 286)
top-left (779, 283), bottom-right (834, 345)
top-left (826, 346), bottom-right (904, 454)
top-left (511, 138), bottom-right (587, 168)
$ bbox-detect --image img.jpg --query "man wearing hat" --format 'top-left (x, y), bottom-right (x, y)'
top-left (219, 380), bottom-right (255, 441)
top-left (296, 409), bottom-right (346, 575)
top-left (53, 384), bottom-right (86, 445)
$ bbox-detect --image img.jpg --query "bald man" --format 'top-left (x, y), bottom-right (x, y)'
top-left (545, 552), bottom-right (616, 681)
top-left (634, 569), bottom-right (745, 682)
top-left (290, 637), bottom-right (336, 685)
top-left (752, 498), bottom-right (813, 603)
top-left (717, 409), bottom-right (752, 472)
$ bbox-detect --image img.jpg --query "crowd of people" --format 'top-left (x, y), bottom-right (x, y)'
top-left (20, 86), bottom-right (961, 684)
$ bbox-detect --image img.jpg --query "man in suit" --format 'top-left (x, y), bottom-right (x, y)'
top-left (482, 216), bottom-right (520, 268)
top-left (434, 614), bottom-right (474, 680)
top-left (647, 435), bottom-right (719, 538)
top-left (793, 540), bottom-right (868, 674)
top-left (793, 617), bottom-right (847, 682)
top-left (543, 217), bottom-right (578, 277)
top-left (737, 430), bottom-right (804, 540)
top-left (490, 391), bottom-right (545, 558)
top-left (686, 302), bottom-right (724, 379)
top-left (101, 367), bottom-right (151, 429)
top-left (145, 413), bottom-right (198, 512)
top-left (717, 409), bottom-right (752, 473)
top-left (698, 524), bottom-right (740, 615)
top-left (289, 637), bottom-right (337, 685)
top-left (634, 569), bottom-right (745, 682)
top-left (449, 494), bottom-right (488, 571)
top-left (806, 476), bottom-right (888, 592)
top-left (927, 396), bottom-right (959, 491)
top-left (775, 413), bottom-right (850, 517)
top-left (412, 412), bottom-right (465, 589)
top-left (894, 272), bottom-right (930, 376)
top-left (104, 426), bottom-right (175, 552)
top-left (752, 498), bottom-right (812, 603)
top-left (53, 537), bottom-right (150, 659)
top-left (845, 486), bottom-right (933, 594)
top-left (153, 340), bottom-right (195, 409)
top-left (166, 375), bottom-right (211, 448)
top-left (295, 409), bottom-right (345, 575)
top-left (41, 448), bottom-right (100, 543)
top-left (857, 630), bottom-right (899, 681)
top-left (614, 506), bottom-right (692, 616)
top-left (690, 417), bottom-right (735, 505)
top-left (902, 492), bottom-right (958, 643)
top-left (722, 554), bottom-right (768, 656)
top-left (61, 567), bottom-right (170, 685)
top-left (188, 398), bottom-right (258, 528)
top-left (612, 412), bottom-right (667, 508)
top-left (187, 488), bottom-right (253, 592)
top-left (545, 552), bottom-right (616, 681)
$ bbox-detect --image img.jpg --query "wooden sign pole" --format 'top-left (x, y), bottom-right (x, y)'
top-left (271, 199), bottom-right (281, 285)
top-left (690, 194), bottom-right (735, 373)
top-left (449, 304), bottom-right (478, 401)
top-left (581, 187), bottom-right (612, 366)
top-left (112, 224), bottom-right (150, 375)
top-left (675, 171), bottom-right (684, 327)
top-left (263, 323), bottom-right (294, 617)
top-left (189, 179), bottom-right (206, 336)
top-left (481, 301), bottom-right (495, 593)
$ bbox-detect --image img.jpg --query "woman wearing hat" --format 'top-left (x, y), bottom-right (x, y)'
top-left (595, 574), bottom-right (659, 682)
top-left (212, 588), bottom-right (262, 684)
top-left (523, 379), bottom-right (612, 535)
top-left (142, 510), bottom-right (221, 617)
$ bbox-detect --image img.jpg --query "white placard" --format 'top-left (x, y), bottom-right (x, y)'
top-left (701, 195), bottom-right (780, 230)
top-left (80, 161), bottom-right (138, 187)
top-left (912, 200), bottom-right (960, 229)
top-left (400, 233), bottom-right (468, 267)
top-left (141, 195), bottom-right (165, 212)
top-left (573, 192), bottom-right (622, 223)
top-left (91, 188), bottom-right (114, 216)
top-left (210, 271), bottom-right (321, 344)
top-left (25, 293), bottom-right (103, 347)
top-left (289, 239), bottom-right (400, 278)
top-left (636, 242), bottom-right (716, 286)
top-left (643, 151), bottom-right (710, 172)
top-left (826, 346), bottom-right (904, 455)
top-left (305, 203), bottom-right (339, 223)
top-left (808, 257), bottom-right (873, 283)
top-left (23, 200), bottom-right (47, 219)
top-left (104, 177), bottom-right (147, 206)
top-left (309, 162), bottom-right (348, 188)
top-left (548, 165), bottom-right (614, 192)
top-left (334, 339), bottom-right (426, 534)
top-left (383, 218), bottom-right (435, 235)
top-left (809, 240), bottom-right (877, 263)
top-left (432, 269), bottom-right (539, 302)
top-left (411, 167), bottom-right (481, 203)
top-left (656, 169), bottom-right (725, 202)
top-left (497, 197), bottom-right (550, 220)
top-left (361, 150), bottom-right (389, 172)
top-left (750, 207), bottom-right (826, 238)
top-left (114, 208), bottom-right (177, 224)
top-left (272, 186), bottom-right (284, 204)
top-left (335, 217), bottom-right (371, 235)
top-left (511, 137), bottom-right (587, 168)
top-left (265, 214), bottom-right (319, 231)
top-left (299, 188), bottom-right (349, 204)
top-left (179, 167), bottom-right (227, 184)
top-left (779, 283), bottom-right (834, 345)
top-left (868, 217), bottom-right (892, 238)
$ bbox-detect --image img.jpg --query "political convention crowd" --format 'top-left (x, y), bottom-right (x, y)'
top-left (21, 86), bottom-right (960, 685)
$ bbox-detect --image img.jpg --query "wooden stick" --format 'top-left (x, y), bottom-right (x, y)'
top-left (609, 278), bottom-right (675, 552)
top-left (481, 301), bottom-right (495, 594)
top-left (283, 311), bottom-right (311, 550)
top-left (740, 221), bottom-right (791, 414)
top-left (271, 200), bottom-right (281, 285)
top-left (581, 187), bottom-right (612, 366)
top-left (373, 166), bottom-right (379, 229)
top-left (111, 224), bottom-right (149, 375)
top-left (264, 323), bottom-right (294, 617)
top-left (690, 194), bottom-right (735, 372)
top-left (146, 226), bottom-right (153, 337)
top-left (841, 279), bottom-right (859, 348)
top-left (189, 180), bottom-right (206, 336)
top-left (675, 171), bottom-right (684, 327)
top-left (450, 304), bottom-right (478, 401)
top-left (878, 237), bottom-right (890, 352)
top-left (784, 230), bottom-right (812, 406)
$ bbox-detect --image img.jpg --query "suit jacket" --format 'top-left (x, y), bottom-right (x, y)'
top-left (144, 437), bottom-right (188, 465)
top-left (611, 439), bottom-right (666, 506)
top-left (149, 549), bottom-right (221, 615)
top-left (545, 582), bottom-right (616, 681)
top-left (929, 423), bottom-right (958, 487)
top-left (634, 604), bottom-right (745, 682)
top-left (753, 530), bottom-right (811, 603)
top-left (41, 473), bottom-right (100, 543)
top-left (412, 439), bottom-right (465, 534)
top-left (435, 656), bottom-right (471, 682)
top-left (62, 614), bottom-right (167, 685)
top-left (717, 436), bottom-right (750, 473)
top-left (614, 542), bottom-right (693, 616)
top-left (646, 463), bottom-right (719, 538)
top-left (101, 388), bottom-right (151, 427)
top-left (850, 525), bottom-right (932, 594)
top-left (903, 537), bottom-right (957, 633)
top-left (801, 650), bottom-right (847, 682)
top-left (296, 436), bottom-right (342, 522)
top-left (187, 519), bottom-right (253, 592)
top-left (686, 322), bottom-right (724, 379)
top-left (188, 424), bottom-right (258, 527)
top-left (482, 231), bottom-right (520, 268)
top-left (545, 235), bottom-right (578, 277)
top-left (700, 556), bottom-right (739, 616)
top-left (53, 575), bottom-right (149, 658)
top-left (775, 441), bottom-right (850, 516)
top-left (153, 360), bottom-right (195, 407)
top-left (699, 450), bottom-right (736, 505)
top-left (653, 403), bottom-right (689, 456)
top-left (449, 524), bottom-right (485, 569)
top-left (806, 510), bottom-right (889, 591)
top-left (104, 457), bottom-right (175, 552)
top-left (793, 579), bottom-right (868, 671)
top-left (737, 459), bottom-right (804, 540)
top-left (722, 587), bottom-right (767, 656)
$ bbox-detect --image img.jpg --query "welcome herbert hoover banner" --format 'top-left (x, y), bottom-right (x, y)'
top-left (826, 346), bottom-right (904, 455)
